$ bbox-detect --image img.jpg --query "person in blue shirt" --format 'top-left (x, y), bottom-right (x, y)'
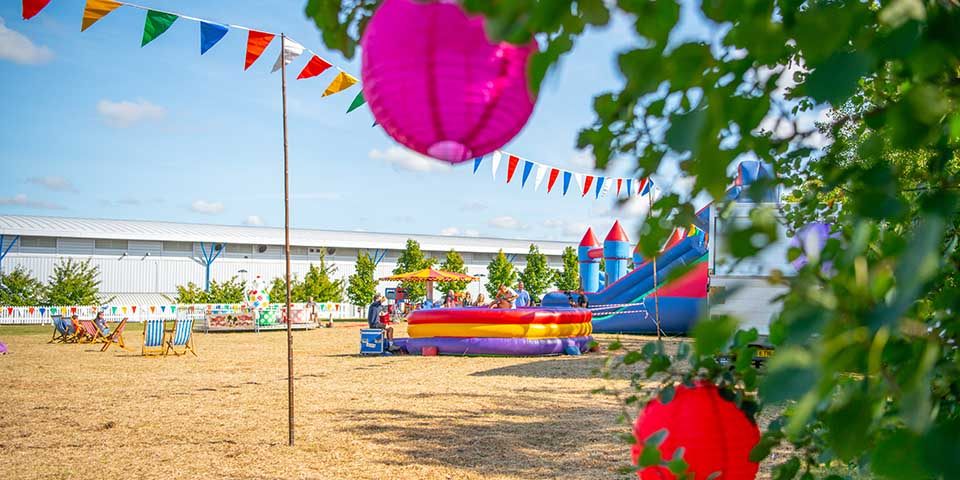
top-left (515, 282), bottom-right (532, 308)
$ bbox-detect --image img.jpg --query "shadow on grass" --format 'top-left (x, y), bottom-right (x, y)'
top-left (469, 355), bottom-right (609, 380)
top-left (338, 403), bottom-right (624, 478)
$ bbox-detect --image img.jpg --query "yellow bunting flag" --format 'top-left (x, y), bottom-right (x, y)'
top-left (81, 0), bottom-right (123, 32)
top-left (321, 71), bottom-right (358, 97)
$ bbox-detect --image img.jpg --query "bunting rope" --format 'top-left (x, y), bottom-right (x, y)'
top-left (22, 0), bottom-right (363, 102)
top-left (473, 150), bottom-right (656, 201)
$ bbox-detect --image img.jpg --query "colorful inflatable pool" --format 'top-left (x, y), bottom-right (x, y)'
top-left (394, 307), bottom-right (593, 356)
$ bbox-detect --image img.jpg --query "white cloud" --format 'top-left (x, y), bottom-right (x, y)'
top-left (369, 146), bottom-right (452, 173)
top-left (97, 99), bottom-right (166, 128)
top-left (488, 215), bottom-right (528, 230)
top-left (0, 18), bottom-right (53, 65)
top-left (191, 200), bottom-right (224, 214)
top-left (244, 215), bottom-right (264, 226)
top-left (27, 176), bottom-right (76, 192)
top-left (0, 193), bottom-right (64, 210)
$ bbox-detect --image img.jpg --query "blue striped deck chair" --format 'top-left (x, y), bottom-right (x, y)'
top-left (165, 317), bottom-right (197, 357)
top-left (48, 316), bottom-right (72, 344)
top-left (142, 318), bottom-right (167, 357)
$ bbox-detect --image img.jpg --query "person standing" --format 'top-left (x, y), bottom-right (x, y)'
top-left (515, 281), bottom-right (531, 308)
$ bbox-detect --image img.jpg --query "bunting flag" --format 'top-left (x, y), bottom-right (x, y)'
top-left (200, 21), bottom-right (228, 55)
top-left (562, 171), bottom-right (573, 195)
top-left (346, 91), bottom-right (366, 113)
top-left (112, 306), bottom-right (118, 314)
top-left (82, 0), bottom-right (122, 31)
top-left (573, 173), bottom-right (584, 194)
top-left (171, 306), bottom-right (177, 313)
top-left (272, 38), bottom-right (305, 73)
top-left (161, 305), bottom-right (167, 312)
top-left (547, 168), bottom-right (560, 193)
top-left (297, 55), bottom-right (332, 79)
top-left (626, 178), bottom-right (634, 197)
top-left (473, 157), bottom-right (483, 174)
top-left (595, 176), bottom-right (605, 199)
top-left (244, 30), bottom-right (275, 70)
top-left (142, 10), bottom-right (178, 47)
top-left (491, 151), bottom-right (502, 179)
top-left (131, 305), bottom-right (137, 313)
top-left (581, 175), bottom-right (594, 197)
top-left (520, 161), bottom-right (534, 187)
top-left (321, 71), bottom-right (358, 97)
top-left (601, 178), bottom-right (613, 197)
top-left (505, 155), bottom-right (520, 183)
top-left (22, 0), bottom-right (51, 20)
top-left (534, 164), bottom-right (547, 191)
top-left (617, 178), bottom-right (623, 196)
top-left (39, 307), bottom-right (46, 315)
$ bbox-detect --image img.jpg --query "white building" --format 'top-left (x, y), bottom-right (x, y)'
top-left (0, 215), bottom-right (569, 304)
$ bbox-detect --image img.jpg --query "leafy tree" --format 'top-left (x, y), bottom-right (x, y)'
top-left (175, 282), bottom-right (209, 304)
top-left (392, 239), bottom-right (435, 302)
top-left (347, 251), bottom-right (378, 306)
top-left (485, 250), bottom-right (517, 297)
top-left (298, 257), bottom-right (344, 302)
top-left (207, 276), bottom-right (246, 304)
top-left (45, 258), bottom-right (103, 305)
top-left (437, 249), bottom-right (469, 295)
top-left (553, 246), bottom-right (580, 292)
top-left (309, 2), bottom-right (960, 477)
top-left (268, 277), bottom-right (292, 305)
top-left (518, 244), bottom-right (553, 303)
top-left (0, 266), bottom-right (46, 306)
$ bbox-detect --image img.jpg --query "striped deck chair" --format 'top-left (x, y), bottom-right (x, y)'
top-left (165, 318), bottom-right (197, 357)
top-left (48, 316), bottom-right (72, 344)
top-left (66, 317), bottom-right (86, 343)
top-left (142, 318), bottom-right (167, 356)
top-left (79, 320), bottom-right (103, 343)
top-left (100, 318), bottom-right (129, 352)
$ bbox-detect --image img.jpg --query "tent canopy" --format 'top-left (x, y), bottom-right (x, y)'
top-left (380, 268), bottom-right (478, 282)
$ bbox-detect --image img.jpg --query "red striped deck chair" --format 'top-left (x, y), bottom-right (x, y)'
top-left (164, 317), bottom-right (197, 357)
top-left (100, 318), bottom-right (129, 352)
top-left (79, 320), bottom-right (103, 343)
top-left (142, 318), bottom-right (167, 357)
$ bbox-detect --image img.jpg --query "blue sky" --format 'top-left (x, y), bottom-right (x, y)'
top-left (1, 0), bottom-right (712, 244)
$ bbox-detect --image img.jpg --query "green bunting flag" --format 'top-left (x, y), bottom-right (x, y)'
top-left (142, 10), bottom-right (178, 47)
top-left (347, 91), bottom-right (366, 113)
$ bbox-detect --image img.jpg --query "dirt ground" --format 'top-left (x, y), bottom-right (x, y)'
top-left (0, 322), bottom-right (773, 479)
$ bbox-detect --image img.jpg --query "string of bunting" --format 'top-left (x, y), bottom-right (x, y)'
top-left (21, 0), bottom-right (364, 103)
top-left (473, 150), bottom-right (655, 200)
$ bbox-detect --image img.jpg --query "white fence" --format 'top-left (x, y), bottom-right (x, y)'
top-left (0, 302), bottom-right (365, 325)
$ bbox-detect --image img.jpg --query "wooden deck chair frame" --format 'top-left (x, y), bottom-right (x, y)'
top-left (100, 318), bottom-right (129, 352)
top-left (66, 317), bottom-right (86, 343)
top-left (164, 317), bottom-right (197, 357)
top-left (142, 318), bottom-right (167, 357)
top-left (48, 316), bottom-right (70, 344)
top-left (78, 320), bottom-right (103, 343)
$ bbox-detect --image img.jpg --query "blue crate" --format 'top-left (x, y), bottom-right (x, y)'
top-left (360, 328), bottom-right (385, 355)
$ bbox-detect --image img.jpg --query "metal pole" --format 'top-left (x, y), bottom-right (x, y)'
top-left (649, 191), bottom-right (662, 339)
top-left (280, 33), bottom-right (295, 447)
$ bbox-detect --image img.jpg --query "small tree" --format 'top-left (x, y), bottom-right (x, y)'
top-left (553, 246), bottom-right (580, 292)
top-left (45, 258), bottom-right (103, 305)
top-left (299, 256), bottom-right (344, 302)
top-left (207, 276), bottom-right (246, 303)
top-left (175, 282), bottom-right (209, 304)
top-left (437, 249), bottom-right (468, 295)
top-left (518, 244), bottom-right (553, 303)
top-left (347, 251), bottom-right (378, 306)
top-left (268, 277), bottom-right (292, 304)
top-left (0, 266), bottom-right (46, 306)
top-left (393, 239), bottom-right (435, 302)
top-left (485, 250), bottom-right (517, 297)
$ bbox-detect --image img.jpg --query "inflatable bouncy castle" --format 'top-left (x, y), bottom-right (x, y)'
top-left (394, 307), bottom-right (593, 356)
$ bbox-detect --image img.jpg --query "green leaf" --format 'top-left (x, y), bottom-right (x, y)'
top-left (623, 351), bottom-right (643, 365)
top-left (823, 390), bottom-right (873, 461)
top-left (872, 429), bottom-right (930, 479)
top-left (665, 108), bottom-right (707, 154)
top-left (639, 444), bottom-right (662, 467)
top-left (804, 51), bottom-right (873, 105)
top-left (659, 384), bottom-right (676, 404)
top-left (692, 315), bottom-right (738, 357)
top-left (759, 347), bottom-right (816, 404)
top-left (772, 457), bottom-right (801, 480)
top-left (667, 457), bottom-right (688, 475)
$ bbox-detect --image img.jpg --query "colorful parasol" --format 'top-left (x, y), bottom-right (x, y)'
top-left (380, 268), bottom-right (478, 282)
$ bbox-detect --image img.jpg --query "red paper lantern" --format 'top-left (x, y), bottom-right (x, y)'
top-left (361, 0), bottom-right (537, 163)
top-left (632, 383), bottom-right (760, 480)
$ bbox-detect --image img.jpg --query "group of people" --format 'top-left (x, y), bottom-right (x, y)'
top-left (438, 281), bottom-right (532, 309)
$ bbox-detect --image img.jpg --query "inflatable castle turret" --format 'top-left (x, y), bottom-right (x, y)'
top-left (604, 221), bottom-right (631, 286)
top-left (578, 228), bottom-right (601, 293)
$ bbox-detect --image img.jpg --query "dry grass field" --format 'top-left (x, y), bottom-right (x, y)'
top-left (0, 322), bottom-right (781, 479)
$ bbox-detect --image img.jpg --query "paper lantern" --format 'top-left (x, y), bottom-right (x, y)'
top-left (361, 0), bottom-right (537, 163)
top-left (632, 383), bottom-right (759, 480)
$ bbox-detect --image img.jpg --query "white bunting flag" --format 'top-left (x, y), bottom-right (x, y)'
top-left (600, 178), bottom-right (612, 198)
top-left (272, 38), bottom-right (305, 73)
top-left (573, 173), bottom-right (584, 192)
top-left (491, 151), bottom-right (502, 179)
top-left (533, 164), bottom-right (547, 191)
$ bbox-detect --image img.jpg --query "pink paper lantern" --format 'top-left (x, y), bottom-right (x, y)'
top-left (361, 0), bottom-right (537, 163)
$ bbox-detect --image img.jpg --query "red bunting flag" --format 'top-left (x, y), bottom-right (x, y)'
top-left (244, 30), bottom-right (275, 70)
top-left (505, 155), bottom-right (520, 183)
top-left (617, 178), bottom-right (623, 196)
top-left (546, 168), bottom-right (560, 193)
top-left (297, 55), bottom-right (332, 79)
top-left (22, 0), bottom-right (52, 19)
top-left (637, 177), bottom-right (648, 195)
top-left (582, 175), bottom-right (594, 197)
top-left (131, 305), bottom-right (137, 313)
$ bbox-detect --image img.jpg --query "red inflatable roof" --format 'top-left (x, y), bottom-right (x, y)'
top-left (605, 220), bottom-right (630, 242)
top-left (579, 227), bottom-right (599, 247)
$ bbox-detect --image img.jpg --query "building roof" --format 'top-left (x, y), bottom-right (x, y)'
top-left (0, 215), bottom-right (570, 255)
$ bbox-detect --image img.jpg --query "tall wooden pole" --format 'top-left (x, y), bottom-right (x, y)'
top-left (280, 33), bottom-right (295, 447)
top-left (649, 190), bottom-right (662, 340)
